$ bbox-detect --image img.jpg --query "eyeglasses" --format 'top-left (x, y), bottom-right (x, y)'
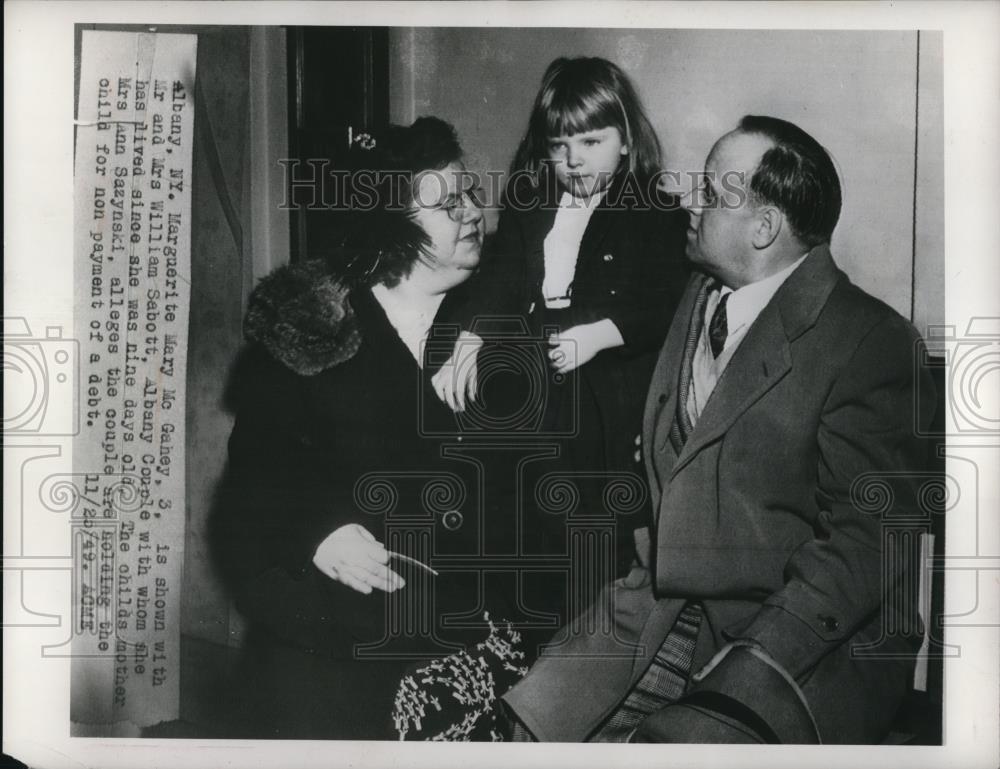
top-left (426, 188), bottom-right (485, 222)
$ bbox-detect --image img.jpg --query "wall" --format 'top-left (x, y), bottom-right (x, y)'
top-left (181, 26), bottom-right (251, 654)
top-left (389, 28), bottom-right (944, 329)
top-left (913, 32), bottom-right (945, 337)
top-left (182, 26), bottom-right (290, 658)
top-left (178, 26), bottom-right (289, 732)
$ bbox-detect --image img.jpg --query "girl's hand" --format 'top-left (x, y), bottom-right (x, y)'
top-left (548, 319), bottom-right (625, 374)
top-left (312, 523), bottom-right (405, 594)
top-left (431, 331), bottom-right (483, 412)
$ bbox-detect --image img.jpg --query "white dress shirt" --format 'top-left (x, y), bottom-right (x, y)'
top-left (686, 254), bottom-right (809, 424)
top-left (542, 190), bottom-right (604, 308)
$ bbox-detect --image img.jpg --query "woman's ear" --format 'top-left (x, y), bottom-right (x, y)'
top-left (751, 206), bottom-right (782, 250)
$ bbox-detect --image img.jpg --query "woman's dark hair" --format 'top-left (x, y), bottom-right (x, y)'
top-left (738, 115), bottom-right (842, 248)
top-left (331, 116), bottom-right (463, 287)
top-left (511, 57), bottom-right (662, 182)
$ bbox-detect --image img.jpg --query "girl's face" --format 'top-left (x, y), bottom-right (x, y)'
top-left (547, 126), bottom-right (628, 198)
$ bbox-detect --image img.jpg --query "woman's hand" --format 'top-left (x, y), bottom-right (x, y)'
top-left (548, 319), bottom-right (625, 374)
top-left (312, 523), bottom-right (405, 594)
top-left (431, 331), bottom-right (483, 412)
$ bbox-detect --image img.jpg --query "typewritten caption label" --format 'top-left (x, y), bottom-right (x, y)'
top-left (72, 30), bottom-right (196, 727)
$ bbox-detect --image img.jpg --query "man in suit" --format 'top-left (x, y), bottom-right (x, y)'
top-left (501, 115), bottom-right (936, 743)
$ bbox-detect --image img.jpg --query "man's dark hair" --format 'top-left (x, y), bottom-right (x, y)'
top-left (738, 115), bottom-right (842, 248)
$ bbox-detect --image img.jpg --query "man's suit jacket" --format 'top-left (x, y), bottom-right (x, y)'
top-left (502, 245), bottom-right (936, 743)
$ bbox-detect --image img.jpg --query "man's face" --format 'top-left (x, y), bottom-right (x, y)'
top-left (684, 131), bottom-right (773, 279)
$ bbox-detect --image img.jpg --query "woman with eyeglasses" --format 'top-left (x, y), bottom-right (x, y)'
top-left (211, 117), bottom-right (527, 740)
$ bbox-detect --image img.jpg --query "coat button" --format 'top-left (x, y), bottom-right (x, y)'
top-left (818, 615), bottom-right (840, 632)
top-left (658, 394), bottom-right (668, 404)
top-left (634, 433), bottom-right (642, 446)
top-left (609, 289), bottom-right (617, 296)
top-left (633, 449), bottom-right (641, 463)
top-left (603, 253), bottom-right (614, 262)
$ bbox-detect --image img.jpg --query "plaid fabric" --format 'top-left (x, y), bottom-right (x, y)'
top-left (509, 719), bottom-right (534, 742)
top-left (588, 602), bottom-right (704, 742)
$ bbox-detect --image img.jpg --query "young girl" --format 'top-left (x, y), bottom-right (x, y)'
top-left (434, 56), bottom-right (689, 611)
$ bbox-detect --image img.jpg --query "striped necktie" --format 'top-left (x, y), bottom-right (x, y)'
top-left (709, 289), bottom-right (730, 359)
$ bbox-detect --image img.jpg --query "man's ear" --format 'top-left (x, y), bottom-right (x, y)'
top-left (751, 206), bottom-right (782, 250)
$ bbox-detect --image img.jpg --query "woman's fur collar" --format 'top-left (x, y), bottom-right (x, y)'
top-left (244, 259), bottom-right (362, 375)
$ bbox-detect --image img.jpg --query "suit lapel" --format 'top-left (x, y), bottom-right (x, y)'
top-left (668, 308), bottom-right (792, 479)
top-left (643, 274), bottom-right (708, 504)
top-left (667, 246), bottom-right (842, 482)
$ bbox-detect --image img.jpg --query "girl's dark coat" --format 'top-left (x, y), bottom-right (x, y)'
top-left (454, 173), bottom-right (690, 515)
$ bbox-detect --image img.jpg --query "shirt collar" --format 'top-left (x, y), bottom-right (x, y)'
top-left (557, 188), bottom-right (606, 212)
top-left (719, 253), bottom-right (809, 335)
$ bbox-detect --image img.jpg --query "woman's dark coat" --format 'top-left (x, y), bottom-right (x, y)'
top-left (211, 261), bottom-right (522, 739)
